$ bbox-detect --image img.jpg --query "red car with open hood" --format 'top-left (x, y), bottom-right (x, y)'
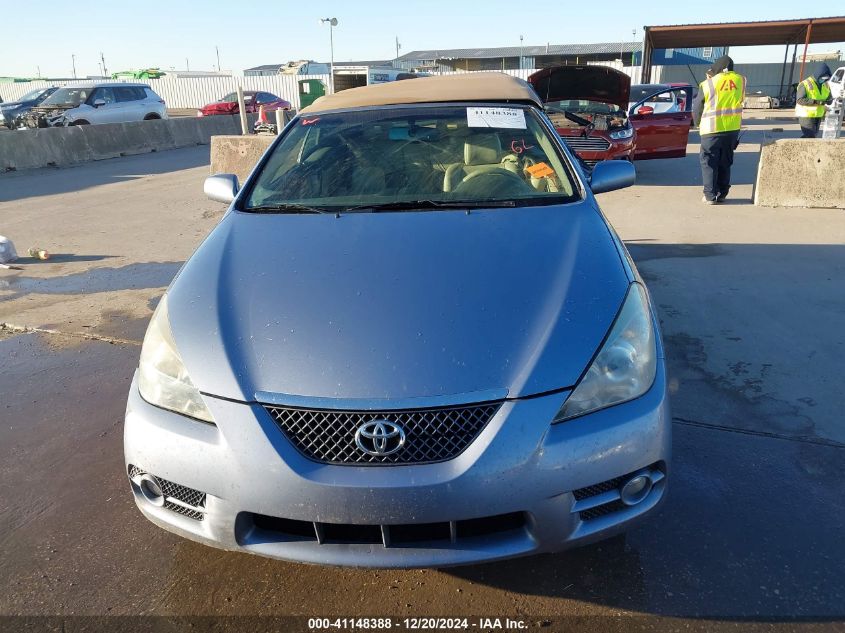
top-left (528, 65), bottom-right (693, 166)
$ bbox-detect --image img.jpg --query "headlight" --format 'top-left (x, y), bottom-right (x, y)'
top-left (138, 295), bottom-right (215, 423)
top-left (609, 126), bottom-right (634, 140)
top-left (553, 283), bottom-right (656, 422)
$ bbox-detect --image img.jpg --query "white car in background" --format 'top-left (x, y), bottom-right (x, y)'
top-left (828, 67), bottom-right (845, 101)
top-left (628, 84), bottom-right (682, 114)
top-left (20, 83), bottom-right (167, 128)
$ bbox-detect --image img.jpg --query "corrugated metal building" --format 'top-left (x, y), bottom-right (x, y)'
top-left (246, 60), bottom-right (391, 76)
top-left (394, 42), bottom-right (724, 72)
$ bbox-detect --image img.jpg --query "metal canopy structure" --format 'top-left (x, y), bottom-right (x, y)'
top-left (641, 16), bottom-right (845, 85)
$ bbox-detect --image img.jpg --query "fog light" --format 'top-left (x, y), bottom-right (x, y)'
top-left (620, 475), bottom-right (652, 506)
top-left (139, 474), bottom-right (165, 507)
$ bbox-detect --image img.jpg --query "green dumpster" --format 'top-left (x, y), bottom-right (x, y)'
top-left (298, 79), bottom-right (326, 109)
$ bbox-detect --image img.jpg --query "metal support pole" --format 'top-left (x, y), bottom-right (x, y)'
top-left (641, 29), bottom-right (653, 84)
top-left (788, 44), bottom-right (798, 95)
top-left (237, 85), bottom-right (248, 135)
top-left (275, 108), bottom-right (284, 135)
top-left (798, 20), bottom-right (813, 83)
top-left (778, 42), bottom-right (789, 101)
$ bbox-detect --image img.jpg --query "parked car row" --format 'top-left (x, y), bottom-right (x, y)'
top-left (3, 83), bottom-right (168, 129)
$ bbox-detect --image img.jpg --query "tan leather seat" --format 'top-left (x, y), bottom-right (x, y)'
top-left (443, 134), bottom-right (519, 192)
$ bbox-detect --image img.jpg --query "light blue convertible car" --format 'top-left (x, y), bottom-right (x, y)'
top-left (125, 72), bottom-right (669, 568)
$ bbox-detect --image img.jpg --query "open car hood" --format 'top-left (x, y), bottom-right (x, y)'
top-left (528, 65), bottom-right (631, 111)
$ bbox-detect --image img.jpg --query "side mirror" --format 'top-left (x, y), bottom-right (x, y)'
top-left (204, 174), bottom-right (239, 204)
top-left (93, 99), bottom-right (106, 108)
top-left (636, 105), bottom-right (654, 116)
top-left (590, 160), bottom-right (635, 195)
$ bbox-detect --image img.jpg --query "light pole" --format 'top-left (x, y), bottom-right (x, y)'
top-left (71, 54), bottom-right (77, 79)
top-left (519, 35), bottom-right (523, 70)
top-left (216, 45), bottom-right (221, 72)
top-left (632, 29), bottom-right (637, 67)
top-left (320, 17), bottom-right (338, 93)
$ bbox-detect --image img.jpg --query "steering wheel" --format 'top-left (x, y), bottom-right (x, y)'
top-left (454, 168), bottom-right (533, 197)
top-left (461, 168), bottom-right (527, 186)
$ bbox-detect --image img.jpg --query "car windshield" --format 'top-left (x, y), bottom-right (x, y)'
top-left (18, 88), bottom-right (47, 102)
top-left (243, 105), bottom-right (578, 212)
top-left (41, 87), bottom-right (91, 107)
top-left (221, 93), bottom-right (253, 103)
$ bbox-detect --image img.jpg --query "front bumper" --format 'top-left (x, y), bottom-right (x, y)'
top-left (124, 364), bottom-right (670, 568)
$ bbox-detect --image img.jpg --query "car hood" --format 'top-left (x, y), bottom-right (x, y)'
top-left (528, 65), bottom-right (631, 111)
top-left (166, 203), bottom-right (629, 403)
top-left (0, 100), bottom-right (28, 109)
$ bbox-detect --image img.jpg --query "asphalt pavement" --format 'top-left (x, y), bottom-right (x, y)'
top-left (1, 121), bottom-right (844, 632)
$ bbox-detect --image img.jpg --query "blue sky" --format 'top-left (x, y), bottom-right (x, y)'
top-left (2, 1), bottom-right (843, 77)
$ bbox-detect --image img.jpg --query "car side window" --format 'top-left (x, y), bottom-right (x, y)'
top-left (832, 69), bottom-right (844, 83)
top-left (115, 87), bottom-right (138, 102)
top-left (91, 87), bottom-right (116, 105)
top-left (633, 88), bottom-right (690, 115)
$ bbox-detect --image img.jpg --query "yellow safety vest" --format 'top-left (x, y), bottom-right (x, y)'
top-left (794, 77), bottom-right (831, 118)
top-left (699, 71), bottom-right (744, 135)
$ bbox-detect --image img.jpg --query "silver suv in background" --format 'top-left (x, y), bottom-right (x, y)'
top-left (20, 83), bottom-right (167, 128)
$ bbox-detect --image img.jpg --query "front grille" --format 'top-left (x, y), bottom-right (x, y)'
top-left (128, 465), bottom-right (207, 521)
top-left (248, 511), bottom-right (527, 547)
top-left (264, 401), bottom-right (500, 465)
top-left (562, 136), bottom-right (612, 152)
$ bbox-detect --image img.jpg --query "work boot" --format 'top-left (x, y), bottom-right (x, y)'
top-left (716, 193), bottom-right (727, 203)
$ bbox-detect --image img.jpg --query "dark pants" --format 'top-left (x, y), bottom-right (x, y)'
top-left (799, 117), bottom-right (821, 138)
top-left (699, 131), bottom-right (739, 201)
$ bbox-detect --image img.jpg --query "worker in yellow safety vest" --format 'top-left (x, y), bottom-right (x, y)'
top-left (795, 63), bottom-right (833, 138)
top-left (692, 55), bottom-right (744, 204)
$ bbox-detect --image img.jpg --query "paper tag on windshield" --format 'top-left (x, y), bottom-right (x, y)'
top-left (467, 107), bottom-right (526, 129)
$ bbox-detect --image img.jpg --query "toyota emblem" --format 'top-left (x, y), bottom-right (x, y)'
top-left (355, 420), bottom-right (406, 457)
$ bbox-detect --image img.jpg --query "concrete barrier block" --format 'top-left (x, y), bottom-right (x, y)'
top-left (122, 119), bottom-right (177, 154)
top-left (0, 127), bottom-right (91, 171)
top-left (170, 117), bottom-right (207, 146)
top-left (79, 123), bottom-right (133, 161)
top-left (0, 113), bottom-right (271, 173)
top-left (209, 135), bottom-right (276, 183)
top-left (755, 138), bottom-right (845, 209)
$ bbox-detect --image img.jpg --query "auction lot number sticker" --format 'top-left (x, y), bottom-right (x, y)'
top-left (466, 107), bottom-right (527, 129)
top-left (309, 617), bottom-right (528, 630)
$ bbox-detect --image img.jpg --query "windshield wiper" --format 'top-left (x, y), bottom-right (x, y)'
top-left (344, 199), bottom-right (516, 213)
top-left (244, 203), bottom-right (332, 214)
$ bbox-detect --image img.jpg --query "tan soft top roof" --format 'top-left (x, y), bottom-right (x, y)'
top-left (300, 73), bottom-right (543, 113)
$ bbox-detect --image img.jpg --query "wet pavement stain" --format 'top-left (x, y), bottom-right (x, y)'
top-left (0, 261), bottom-right (183, 299)
top-left (664, 331), bottom-right (818, 441)
top-left (85, 309), bottom-right (152, 344)
top-left (626, 243), bottom-right (727, 262)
